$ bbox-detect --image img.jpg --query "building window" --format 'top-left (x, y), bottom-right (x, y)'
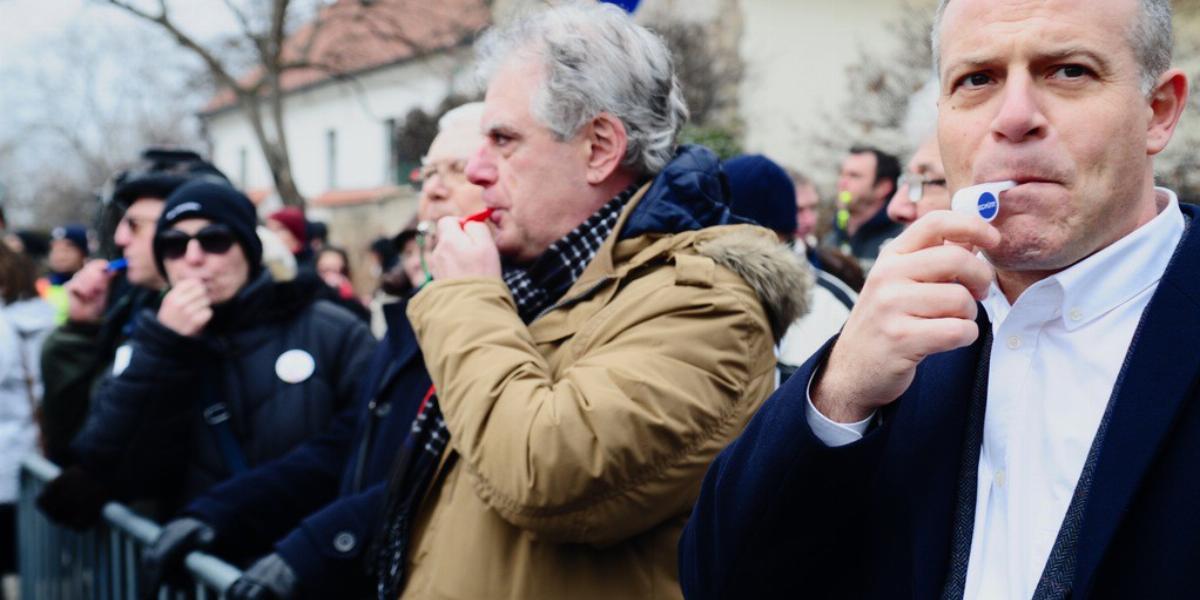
top-left (238, 146), bottom-right (248, 188)
top-left (326, 129), bottom-right (338, 189)
top-left (384, 118), bottom-right (399, 185)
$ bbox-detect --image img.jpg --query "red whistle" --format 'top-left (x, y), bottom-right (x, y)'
top-left (458, 208), bottom-right (494, 229)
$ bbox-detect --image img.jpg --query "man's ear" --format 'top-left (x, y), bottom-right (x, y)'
top-left (583, 113), bottom-right (629, 184)
top-left (872, 179), bottom-right (896, 204)
top-left (1147, 68), bottom-right (1189, 156)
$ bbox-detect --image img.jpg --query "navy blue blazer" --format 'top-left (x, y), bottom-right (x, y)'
top-left (186, 301), bottom-right (429, 598)
top-left (680, 203), bottom-right (1200, 599)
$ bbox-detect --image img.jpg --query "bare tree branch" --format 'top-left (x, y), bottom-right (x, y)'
top-left (220, 0), bottom-right (261, 51)
top-left (104, 0), bottom-right (241, 91)
top-left (95, 0), bottom-right (490, 208)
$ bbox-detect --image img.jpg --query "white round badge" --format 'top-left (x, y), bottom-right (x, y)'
top-left (275, 349), bottom-right (316, 384)
top-left (112, 344), bottom-right (134, 377)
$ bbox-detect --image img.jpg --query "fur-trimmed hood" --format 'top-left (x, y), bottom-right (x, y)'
top-left (613, 144), bottom-right (810, 341)
top-left (696, 228), bottom-right (811, 342)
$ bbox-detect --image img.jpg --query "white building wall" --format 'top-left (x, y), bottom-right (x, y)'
top-left (736, 0), bottom-right (936, 186)
top-left (204, 48), bottom-right (475, 202)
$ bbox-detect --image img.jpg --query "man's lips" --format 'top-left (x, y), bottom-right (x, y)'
top-left (974, 176), bottom-right (1059, 187)
top-left (458, 208), bottom-right (495, 228)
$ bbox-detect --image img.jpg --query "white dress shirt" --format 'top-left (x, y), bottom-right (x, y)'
top-left (806, 190), bottom-right (1185, 599)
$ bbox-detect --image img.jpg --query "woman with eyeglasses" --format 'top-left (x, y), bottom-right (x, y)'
top-left (65, 180), bottom-right (377, 535)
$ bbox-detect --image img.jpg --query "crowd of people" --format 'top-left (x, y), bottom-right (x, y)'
top-left (0, 0), bottom-right (1195, 598)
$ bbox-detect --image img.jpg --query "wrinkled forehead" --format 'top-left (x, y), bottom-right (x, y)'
top-left (480, 57), bottom-right (547, 131)
top-left (938, 0), bottom-right (1138, 74)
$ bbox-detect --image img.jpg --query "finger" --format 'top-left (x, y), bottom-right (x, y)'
top-left (165, 285), bottom-right (198, 307)
top-left (435, 216), bottom-right (468, 245)
top-left (893, 245), bottom-right (996, 300)
top-left (895, 316), bottom-right (981, 359)
top-left (66, 262), bottom-right (103, 291)
top-left (190, 294), bottom-right (213, 311)
top-left (180, 298), bottom-right (210, 317)
top-left (886, 282), bottom-right (979, 321)
top-left (192, 307), bottom-right (213, 327)
top-left (165, 285), bottom-right (205, 309)
top-left (81, 259), bottom-right (109, 275)
top-left (462, 220), bottom-right (493, 244)
top-left (171, 279), bottom-right (208, 300)
top-left (885, 210), bottom-right (1001, 256)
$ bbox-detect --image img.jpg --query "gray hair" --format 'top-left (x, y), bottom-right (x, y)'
top-left (931, 0), bottom-right (1173, 94)
top-left (438, 101), bottom-right (485, 132)
top-left (474, 1), bottom-right (689, 175)
top-left (902, 77), bottom-right (940, 147)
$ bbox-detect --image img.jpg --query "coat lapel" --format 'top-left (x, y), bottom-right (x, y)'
top-left (1072, 206), bottom-right (1200, 596)
top-left (906, 312), bottom-right (994, 598)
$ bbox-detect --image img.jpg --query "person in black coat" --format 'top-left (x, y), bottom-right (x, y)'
top-left (678, 0), bottom-right (1195, 597)
top-left (145, 303), bottom-right (428, 599)
top-left (138, 102), bottom-right (488, 600)
top-left (37, 181), bottom-right (376, 540)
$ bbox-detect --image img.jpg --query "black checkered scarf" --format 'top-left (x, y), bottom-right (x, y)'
top-left (372, 184), bottom-right (638, 599)
top-left (502, 184), bottom-right (637, 323)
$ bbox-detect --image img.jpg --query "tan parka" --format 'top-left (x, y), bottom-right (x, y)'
top-left (401, 184), bottom-right (809, 599)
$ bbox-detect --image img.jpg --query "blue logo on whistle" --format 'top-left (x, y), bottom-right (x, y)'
top-left (977, 192), bottom-right (999, 220)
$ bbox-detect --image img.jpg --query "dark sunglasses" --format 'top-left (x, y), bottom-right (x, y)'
top-left (157, 225), bottom-right (236, 260)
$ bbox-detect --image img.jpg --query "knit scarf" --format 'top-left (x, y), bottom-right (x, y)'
top-left (372, 184), bottom-right (638, 599)
top-left (502, 184), bottom-right (637, 322)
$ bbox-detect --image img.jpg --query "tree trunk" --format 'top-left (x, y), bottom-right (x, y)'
top-left (237, 90), bottom-right (305, 208)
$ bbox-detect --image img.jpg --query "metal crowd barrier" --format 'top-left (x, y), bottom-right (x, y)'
top-left (17, 454), bottom-right (243, 599)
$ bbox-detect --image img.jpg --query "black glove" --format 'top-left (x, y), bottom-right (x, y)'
top-left (139, 517), bottom-right (216, 599)
top-left (36, 465), bottom-right (111, 530)
top-left (226, 553), bottom-right (298, 600)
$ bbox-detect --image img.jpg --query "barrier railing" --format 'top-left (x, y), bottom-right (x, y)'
top-left (17, 454), bottom-right (243, 599)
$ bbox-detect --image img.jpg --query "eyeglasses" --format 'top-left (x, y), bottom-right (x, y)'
top-left (415, 159), bottom-right (467, 184)
top-left (157, 225), bottom-right (236, 260)
top-left (898, 174), bottom-right (948, 203)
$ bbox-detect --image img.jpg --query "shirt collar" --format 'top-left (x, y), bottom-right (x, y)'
top-left (983, 187), bottom-right (1184, 331)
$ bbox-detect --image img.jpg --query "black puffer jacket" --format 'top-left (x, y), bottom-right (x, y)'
top-left (71, 271), bottom-right (376, 510)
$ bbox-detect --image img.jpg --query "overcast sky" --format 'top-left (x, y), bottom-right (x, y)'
top-left (0, 0), bottom-right (241, 55)
top-left (0, 1), bottom-right (255, 225)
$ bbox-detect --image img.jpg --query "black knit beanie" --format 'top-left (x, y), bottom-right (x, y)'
top-left (154, 180), bottom-right (263, 278)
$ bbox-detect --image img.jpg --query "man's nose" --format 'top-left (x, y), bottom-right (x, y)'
top-left (113, 222), bottom-right (131, 248)
top-left (990, 73), bottom-right (1049, 144)
top-left (423, 175), bottom-right (449, 201)
top-left (465, 146), bottom-right (496, 188)
top-left (887, 188), bottom-right (915, 225)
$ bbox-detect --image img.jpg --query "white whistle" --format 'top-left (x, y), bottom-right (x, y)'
top-left (952, 180), bottom-right (1016, 222)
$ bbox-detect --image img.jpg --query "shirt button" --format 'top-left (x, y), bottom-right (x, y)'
top-left (1006, 336), bottom-right (1021, 350)
top-left (994, 469), bottom-right (1006, 487)
top-left (333, 532), bottom-right (357, 553)
top-left (1069, 308), bottom-right (1083, 322)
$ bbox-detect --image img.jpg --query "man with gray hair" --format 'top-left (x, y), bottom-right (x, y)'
top-left (681, 0), bottom-right (1196, 597)
top-left (373, 2), bottom-right (807, 598)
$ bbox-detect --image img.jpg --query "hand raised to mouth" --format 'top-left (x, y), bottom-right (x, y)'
top-left (813, 210), bottom-right (1001, 423)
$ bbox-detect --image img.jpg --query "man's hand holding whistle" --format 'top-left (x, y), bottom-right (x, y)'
top-left (812, 210), bottom-right (1001, 423)
top-left (429, 209), bottom-right (501, 281)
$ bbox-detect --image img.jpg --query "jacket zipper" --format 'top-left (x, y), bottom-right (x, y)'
top-left (350, 399), bottom-right (379, 493)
